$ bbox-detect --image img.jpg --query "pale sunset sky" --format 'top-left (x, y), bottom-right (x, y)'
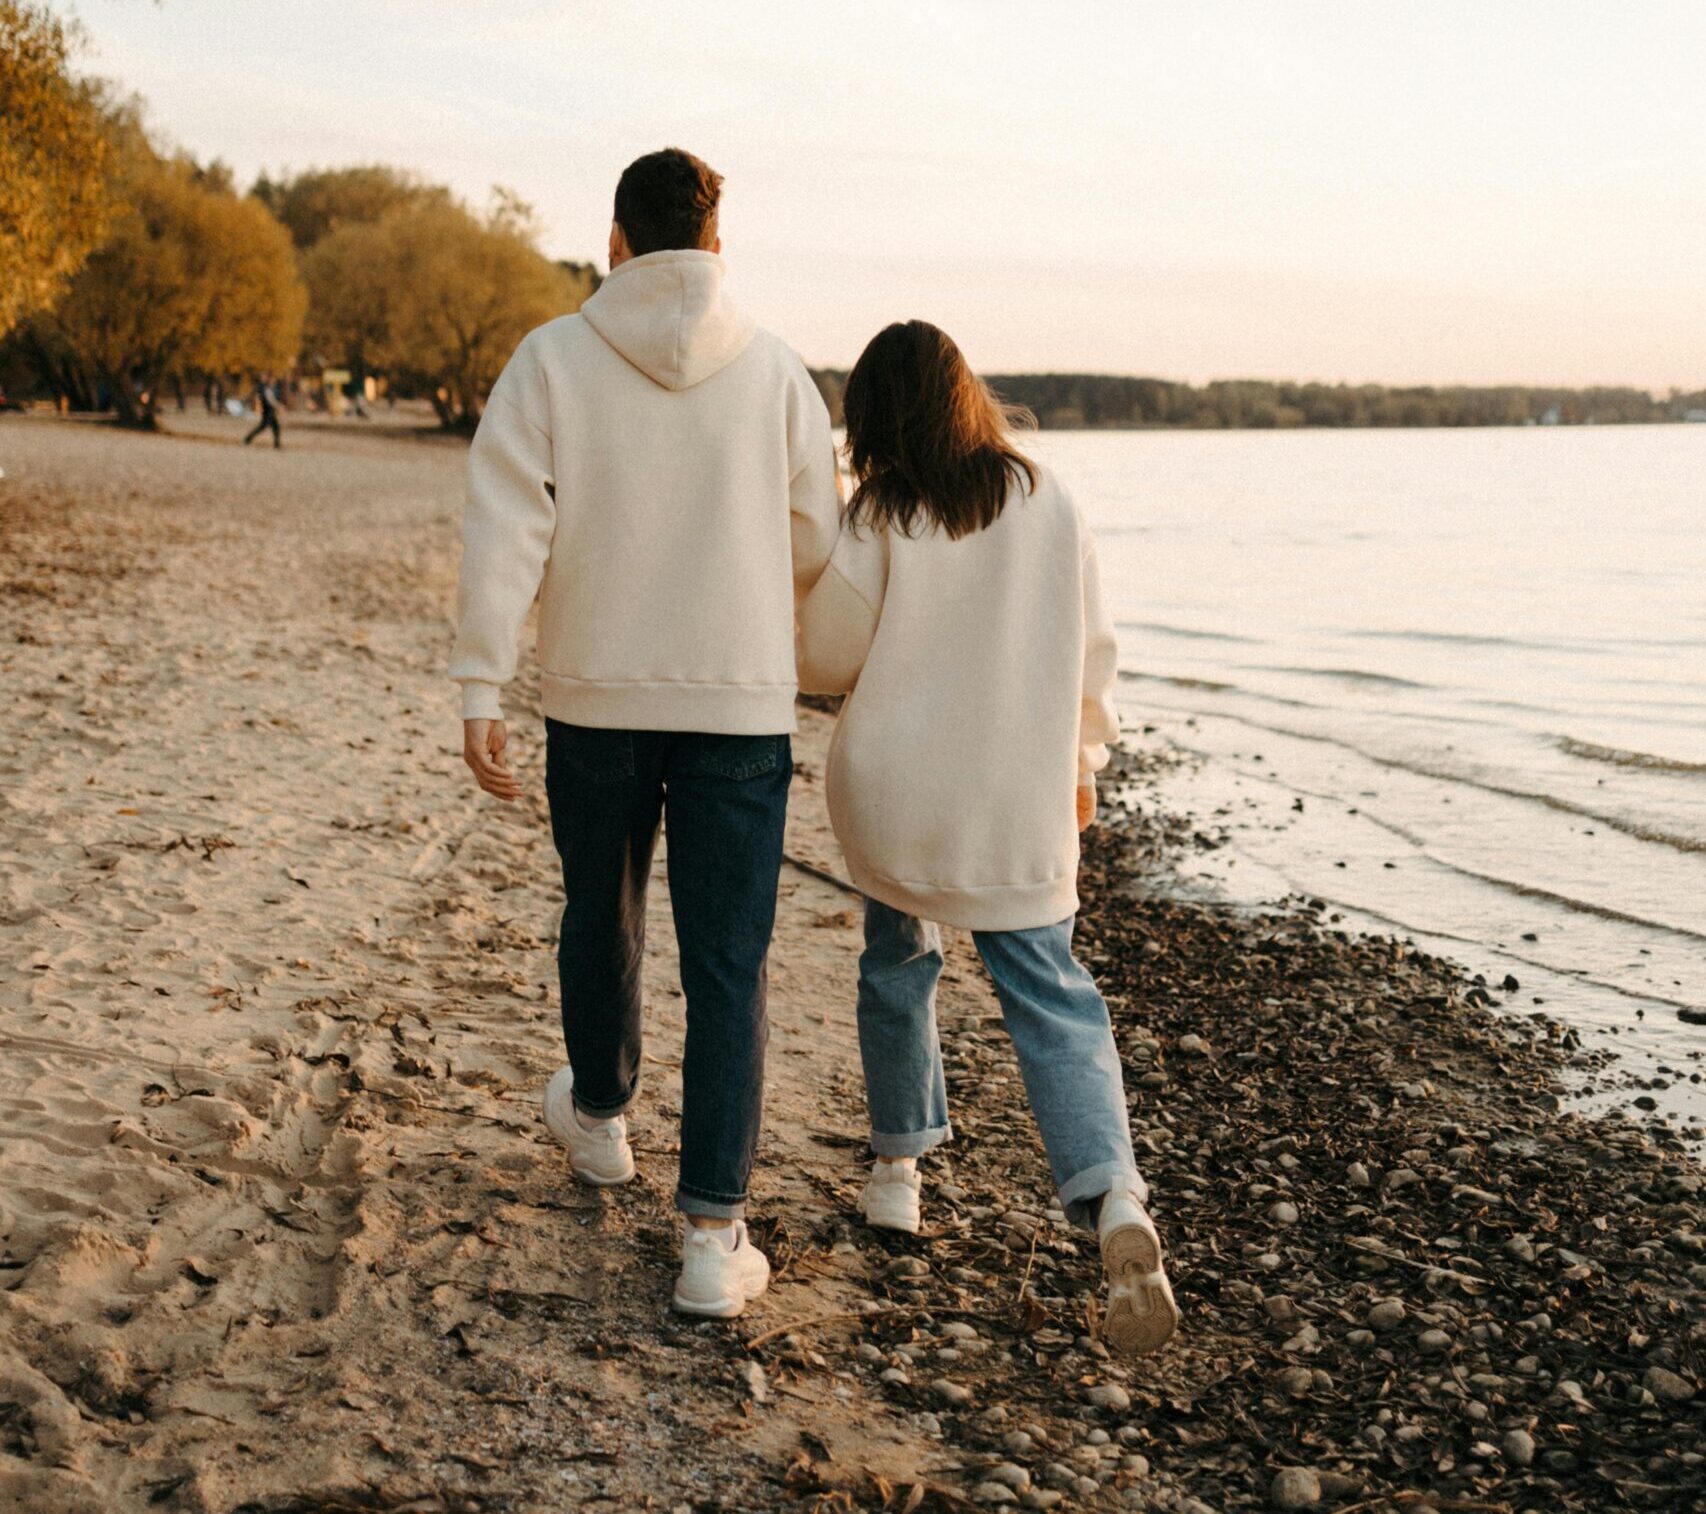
top-left (68, 0), bottom-right (1706, 388)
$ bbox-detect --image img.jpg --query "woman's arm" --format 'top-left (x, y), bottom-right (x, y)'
top-left (1078, 533), bottom-right (1120, 805)
top-left (796, 535), bottom-right (884, 695)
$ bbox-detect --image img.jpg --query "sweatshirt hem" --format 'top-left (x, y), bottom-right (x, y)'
top-left (539, 673), bottom-right (799, 735)
top-left (847, 863), bottom-right (1080, 934)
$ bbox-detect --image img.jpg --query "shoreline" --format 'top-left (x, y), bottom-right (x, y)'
top-left (0, 415), bottom-right (1700, 1512)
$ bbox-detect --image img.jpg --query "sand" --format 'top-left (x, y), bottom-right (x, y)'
top-left (0, 413), bottom-right (969, 1511)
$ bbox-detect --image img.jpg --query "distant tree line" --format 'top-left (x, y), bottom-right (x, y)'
top-left (809, 370), bottom-right (1706, 430)
top-left (0, 4), bottom-right (597, 431)
top-left (3, 5), bottom-right (1698, 435)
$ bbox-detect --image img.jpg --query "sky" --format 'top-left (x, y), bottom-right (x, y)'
top-left (62, 0), bottom-right (1706, 388)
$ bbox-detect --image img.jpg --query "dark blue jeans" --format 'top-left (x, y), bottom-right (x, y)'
top-left (544, 720), bottom-right (792, 1218)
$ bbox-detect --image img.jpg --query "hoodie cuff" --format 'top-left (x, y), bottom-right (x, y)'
top-left (459, 681), bottom-right (505, 721)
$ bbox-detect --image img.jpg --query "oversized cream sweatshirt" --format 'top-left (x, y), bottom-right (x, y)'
top-left (451, 249), bottom-right (840, 733)
top-left (796, 466), bottom-right (1121, 931)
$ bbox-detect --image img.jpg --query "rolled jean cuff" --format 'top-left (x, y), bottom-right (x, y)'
top-left (573, 1082), bottom-right (638, 1120)
top-left (1059, 1160), bottom-right (1148, 1233)
top-left (676, 1184), bottom-right (746, 1221)
top-left (870, 1121), bottom-right (953, 1160)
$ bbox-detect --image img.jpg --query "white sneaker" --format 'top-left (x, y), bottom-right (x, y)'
top-left (1098, 1189), bottom-right (1179, 1356)
top-left (541, 1066), bottom-right (635, 1186)
top-left (858, 1159), bottom-right (922, 1234)
top-left (672, 1220), bottom-right (771, 1318)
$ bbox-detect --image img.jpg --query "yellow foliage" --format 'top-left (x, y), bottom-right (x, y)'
top-left (303, 198), bottom-right (577, 428)
top-left (0, 1), bottom-right (113, 338)
top-left (40, 130), bottom-right (305, 424)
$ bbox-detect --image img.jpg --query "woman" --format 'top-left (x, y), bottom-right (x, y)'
top-left (797, 320), bottom-right (1178, 1355)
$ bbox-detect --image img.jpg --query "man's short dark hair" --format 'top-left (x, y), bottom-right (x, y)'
top-left (613, 148), bottom-right (723, 257)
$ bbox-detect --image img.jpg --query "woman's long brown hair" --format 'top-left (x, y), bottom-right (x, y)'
top-left (842, 321), bottom-right (1037, 540)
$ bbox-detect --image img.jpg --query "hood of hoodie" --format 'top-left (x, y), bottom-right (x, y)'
top-left (580, 250), bottom-right (756, 391)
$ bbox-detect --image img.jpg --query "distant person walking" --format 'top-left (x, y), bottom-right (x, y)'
top-left (451, 148), bottom-right (839, 1317)
top-left (244, 376), bottom-right (282, 449)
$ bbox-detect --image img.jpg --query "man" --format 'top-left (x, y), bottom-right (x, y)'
top-left (450, 148), bottom-right (839, 1316)
top-left (243, 375), bottom-right (282, 448)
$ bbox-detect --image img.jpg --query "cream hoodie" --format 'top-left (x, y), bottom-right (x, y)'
top-left (796, 466), bottom-right (1120, 931)
top-left (451, 249), bottom-right (840, 733)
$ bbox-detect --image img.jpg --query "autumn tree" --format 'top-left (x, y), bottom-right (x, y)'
top-left (0, 1), bottom-right (113, 338)
top-left (37, 127), bottom-right (306, 427)
top-left (250, 163), bottom-right (449, 250)
top-left (304, 193), bottom-right (581, 430)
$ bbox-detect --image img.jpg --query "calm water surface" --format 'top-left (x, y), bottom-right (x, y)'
top-left (1027, 424), bottom-right (1706, 1133)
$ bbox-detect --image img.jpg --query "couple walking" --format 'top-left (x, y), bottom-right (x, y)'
top-left (450, 148), bottom-right (1177, 1355)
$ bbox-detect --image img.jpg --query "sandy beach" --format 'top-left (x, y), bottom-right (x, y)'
top-left (2, 414), bottom-right (1702, 1514)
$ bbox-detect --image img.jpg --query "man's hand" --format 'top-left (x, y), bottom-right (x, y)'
top-left (464, 719), bottom-right (522, 801)
top-left (1076, 784), bottom-right (1096, 832)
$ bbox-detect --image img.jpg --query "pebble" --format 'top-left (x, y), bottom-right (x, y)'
top-left (1072, 1477), bottom-right (1100, 1497)
top-left (888, 1256), bottom-right (930, 1279)
top-left (972, 1482), bottom-right (1017, 1505)
top-left (1263, 1294), bottom-right (1297, 1323)
top-left (880, 1368), bottom-right (910, 1386)
top-left (1086, 1383), bottom-right (1131, 1411)
top-left (1021, 1494), bottom-right (1063, 1512)
top-left (1504, 1235), bottom-right (1536, 1263)
top-left (1268, 1200), bottom-right (1300, 1225)
top-left (1177, 1033), bottom-right (1210, 1055)
top-left (987, 1464), bottom-right (1031, 1491)
top-left (1367, 1299), bottom-right (1406, 1331)
top-left (856, 1343), bottom-right (884, 1364)
top-left (1270, 1465), bottom-right (1322, 1509)
top-left (1417, 1328), bottom-right (1451, 1353)
top-left (943, 1322), bottom-right (980, 1341)
top-left (1643, 1365), bottom-right (1696, 1402)
top-left (737, 1361), bottom-right (770, 1404)
top-left (1346, 1328), bottom-right (1375, 1349)
top-left (1276, 1367), bottom-right (1314, 1399)
top-left (1502, 1428), bottom-right (1536, 1466)
top-left (1003, 1430), bottom-right (1035, 1456)
top-left (933, 1379), bottom-right (973, 1408)
top-left (1346, 1161), bottom-right (1371, 1187)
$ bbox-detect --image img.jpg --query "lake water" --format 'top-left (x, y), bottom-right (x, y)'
top-left (1026, 424), bottom-right (1706, 1135)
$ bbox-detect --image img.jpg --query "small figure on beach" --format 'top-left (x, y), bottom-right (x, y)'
top-left (796, 321), bottom-right (1178, 1353)
top-left (243, 374), bottom-right (282, 449)
top-left (451, 148), bottom-right (841, 1316)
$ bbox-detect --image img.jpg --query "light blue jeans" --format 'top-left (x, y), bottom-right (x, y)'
top-left (856, 897), bottom-right (1147, 1231)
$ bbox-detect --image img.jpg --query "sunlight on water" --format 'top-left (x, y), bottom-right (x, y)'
top-left (1030, 424), bottom-right (1706, 1130)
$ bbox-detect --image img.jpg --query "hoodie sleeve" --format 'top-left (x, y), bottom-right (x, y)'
top-left (449, 340), bottom-right (556, 720)
top-left (796, 528), bottom-right (885, 695)
top-left (1079, 531), bottom-right (1120, 787)
top-left (785, 364), bottom-right (842, 603)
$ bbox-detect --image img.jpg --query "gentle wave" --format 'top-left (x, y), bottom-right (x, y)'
top-left (1117, 620), bottom-right (1257, 644)
top-left (1557, 736), bottom-right (1706, 775)
top-left (1120, 670), bottom-right (1236, 693)
top-left (1124, 692), bottom-right (1706, 855)
top-left (1345, 628), bottom-right (1548, 649)
top-left (1250, 665), bottom-right (1431, 690)
top-left (1417, 861), bottom-right (1706, 945)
